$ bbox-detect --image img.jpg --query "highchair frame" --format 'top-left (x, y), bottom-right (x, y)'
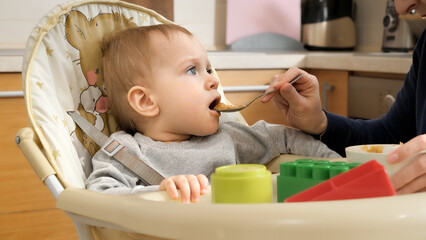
top-left (15, 0), bottom-right (426, 239)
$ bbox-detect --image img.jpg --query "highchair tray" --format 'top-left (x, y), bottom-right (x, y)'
top-left (57, 177), bottom-right (426, 240)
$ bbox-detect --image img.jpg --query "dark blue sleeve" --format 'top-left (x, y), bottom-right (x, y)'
top-left (318, 29), bottom-right (426, 156)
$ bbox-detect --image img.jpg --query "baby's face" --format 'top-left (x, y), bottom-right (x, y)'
top-left (148, 31), bottom-right (222, 140)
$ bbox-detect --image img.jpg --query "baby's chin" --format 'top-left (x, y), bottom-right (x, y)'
top-left (194, 125), bottom-right (220, 137)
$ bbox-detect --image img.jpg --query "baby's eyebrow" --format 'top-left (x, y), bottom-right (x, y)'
top-left (179, 57), bottom-right (199, 65)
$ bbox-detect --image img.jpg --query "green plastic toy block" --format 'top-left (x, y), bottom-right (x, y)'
top-left (277, 159), bottom-right (361, 202)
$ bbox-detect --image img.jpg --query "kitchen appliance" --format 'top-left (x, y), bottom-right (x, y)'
top-left (302, 0), bottom-right (356, 50)
top-left (382, 0), bottom-right (426, 52)
top-left (382, 0), bottom-right (415, 52)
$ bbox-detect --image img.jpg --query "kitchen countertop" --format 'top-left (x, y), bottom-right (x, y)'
top-left (0, 50), bottom-right (413, 74)
top-left (208, 51), bottom-right (412, 74)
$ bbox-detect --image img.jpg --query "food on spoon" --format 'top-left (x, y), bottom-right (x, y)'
top-left (213, 102), bottom-right (243, 111)
top-left (361, 145), bottom-right (384, 153)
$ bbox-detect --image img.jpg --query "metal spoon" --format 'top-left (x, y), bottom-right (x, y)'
top-left (215, 73), bottom-right (303, 112)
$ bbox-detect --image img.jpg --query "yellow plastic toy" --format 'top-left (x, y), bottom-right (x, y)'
top-left (16, 0), bottom-right (426, 239)
top-left (211, 164), bottom-right (272, 203)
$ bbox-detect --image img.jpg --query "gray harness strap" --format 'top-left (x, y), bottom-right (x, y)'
top-left (68, 111), bottom-right (165, 185)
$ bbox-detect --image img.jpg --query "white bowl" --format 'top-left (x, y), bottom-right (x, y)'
top-left (345, 144), bottom-right (402, 176)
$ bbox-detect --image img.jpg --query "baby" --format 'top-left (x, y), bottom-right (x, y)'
top-left (86, 24), bottom-right (340, 203)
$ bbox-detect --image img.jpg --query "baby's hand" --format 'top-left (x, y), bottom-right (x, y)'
top-left (159, 174), bottom-right (209, 203)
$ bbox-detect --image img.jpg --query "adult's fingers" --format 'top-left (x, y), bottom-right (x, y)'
top-left (388, 135), bottom-right (426, 164)
top-left (391, 152), bottom-right (426, 192)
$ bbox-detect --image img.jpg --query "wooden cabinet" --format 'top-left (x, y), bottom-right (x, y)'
top-left (216, 69), bottom-right (348, 126)
top-left (0, 73), bottom-right (77, 240)
top-left (307, 69), bottom-right (349, 117)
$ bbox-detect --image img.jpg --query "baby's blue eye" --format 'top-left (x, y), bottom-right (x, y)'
top-left (186, 67), bottom-right (196, 75)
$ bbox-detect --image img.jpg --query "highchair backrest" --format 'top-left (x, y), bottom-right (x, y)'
top-left (22, 0), bottom-right (244, 189)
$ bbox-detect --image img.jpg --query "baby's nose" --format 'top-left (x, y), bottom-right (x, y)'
top-left (207, 75), bottom-right (219, 89)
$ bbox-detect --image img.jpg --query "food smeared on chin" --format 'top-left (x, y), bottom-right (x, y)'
top-left (361, 145), bottom-right (384, 153)
top-left (213, 102), bottom-right (243, 111)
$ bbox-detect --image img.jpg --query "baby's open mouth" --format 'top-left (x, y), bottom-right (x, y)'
top-left (209, 97), bottom-right (221, 111)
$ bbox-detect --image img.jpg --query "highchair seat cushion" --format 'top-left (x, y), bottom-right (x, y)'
top-left (22, 0), bottom-right (244, 188)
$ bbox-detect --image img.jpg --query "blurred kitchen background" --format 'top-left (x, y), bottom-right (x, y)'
top-left (1, 0), bottom-right (425, 52)
top-left (1, 1), bottom-right (425, 238)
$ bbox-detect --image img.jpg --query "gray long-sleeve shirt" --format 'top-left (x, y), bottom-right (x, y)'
top-left (86, 121), bottom-right (340, 194)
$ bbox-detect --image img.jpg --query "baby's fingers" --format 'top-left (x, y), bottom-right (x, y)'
top-left (186, 175), bottom-right (202, 203)
top-left (197, 174), bottom-right (209, 195)
top-left (160, 177), bottom-right (179, 200)
top-left (160, 174), bottom-right (209, 203)
top-left (173, 175), bottom-right (191, 203)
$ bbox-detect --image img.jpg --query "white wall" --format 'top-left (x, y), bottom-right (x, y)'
top-left (174, 0), bottom-right (227, 51)
top-left (0, 0), bottom-right (65, 49)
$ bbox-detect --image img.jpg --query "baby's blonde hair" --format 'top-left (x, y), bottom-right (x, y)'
top-left (101, 24), bottom-right (193, 134)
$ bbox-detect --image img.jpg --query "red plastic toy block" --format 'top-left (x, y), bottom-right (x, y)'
top-left (285, 160), bottom-right (396, 203)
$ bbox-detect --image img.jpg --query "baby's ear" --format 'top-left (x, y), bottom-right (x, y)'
top-left (127, 86), bottom-right (159, 117)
